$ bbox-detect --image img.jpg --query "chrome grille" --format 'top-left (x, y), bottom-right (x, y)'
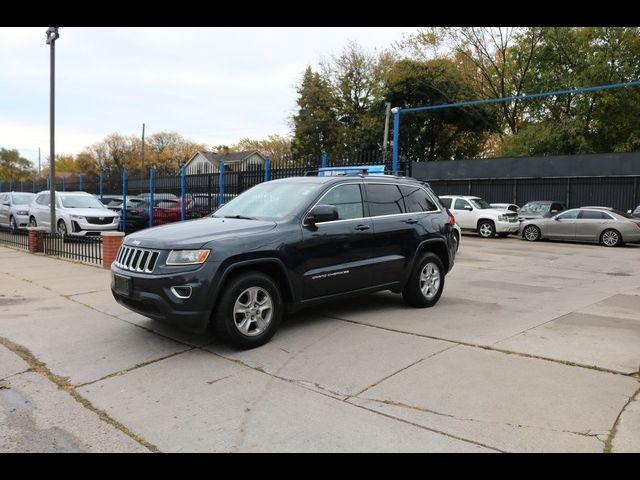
top-left (115, 246), bottom-right (159, 272)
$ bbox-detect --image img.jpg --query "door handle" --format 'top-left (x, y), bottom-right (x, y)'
top-left (354, 224), bottom-right (370, 231)
top-left (404, 218), bottom-right (419, 224)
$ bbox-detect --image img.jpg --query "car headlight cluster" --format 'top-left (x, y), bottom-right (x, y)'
top-left (166, 249), bottom-right (210, 265)
top-left (70, 215), bottom-right (85, 220)
top-left (498, 214), bottom-right (508, 221)
top-left (17, 210), bottom-right (29, 215)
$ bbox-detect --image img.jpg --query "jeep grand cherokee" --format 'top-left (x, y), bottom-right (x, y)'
top-left (111, 175), bottom-right (456, 349)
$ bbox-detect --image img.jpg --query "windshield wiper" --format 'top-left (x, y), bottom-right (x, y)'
top-left (223, 215), bottom-right (257, 220)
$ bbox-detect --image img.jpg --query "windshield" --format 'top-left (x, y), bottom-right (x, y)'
top-left (12, 193), bottom-right (35, 205)
top-left (520, 202), bottom-right (551, 214)
top-left (60, 195), bottom-right (106, 209)
top-left (213, 182), bottom-right (322, 221)
top-left (469, 198), bottom-right (492, 209)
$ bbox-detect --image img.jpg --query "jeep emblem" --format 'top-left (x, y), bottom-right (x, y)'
top-left (130, 239), bottom-right (141, 246)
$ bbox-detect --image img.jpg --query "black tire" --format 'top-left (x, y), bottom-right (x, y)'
top-left (9, 216), bottom-right (17, 234)
top-left (453, 231), bottom-right (460, 252)
top-left (402, 252), bottom-right (445, 308)
top-left (478, 220), bottom-right (495, 238)
top-left (29, 217), bottom-right (37, 228)
top-left (213, 271), bottom-right (283, 349)
top-left (522, 225), bottom-right (541, 242)
top-left (600, 229), bottom-right (622, 247)
top-left (57, 219), bottom-right (68, 236)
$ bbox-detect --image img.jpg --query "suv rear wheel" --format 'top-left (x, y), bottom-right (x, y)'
top-left (213, 271), bottom-right (283, 349)
top-left (402, 252), bottom-right (445, 308)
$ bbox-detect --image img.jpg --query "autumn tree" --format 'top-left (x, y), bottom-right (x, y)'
top-left (0, 148), bottom-right (34, 182)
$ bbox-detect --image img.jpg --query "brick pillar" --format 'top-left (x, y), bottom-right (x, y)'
top-left (27, 227), bottom-right (46, 253)
top-left (102, 232), bottom-right (124, 269)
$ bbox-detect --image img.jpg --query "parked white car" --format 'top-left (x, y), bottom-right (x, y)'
top-left (28, 191), bottom-right (120, 236)
top-left (439, 195), bottom-right (520, 238)
top-left (0, 191), bottom-right (36, 232)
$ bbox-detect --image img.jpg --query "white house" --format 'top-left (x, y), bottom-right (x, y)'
top-left (184, 150), bottom-right (265, 174)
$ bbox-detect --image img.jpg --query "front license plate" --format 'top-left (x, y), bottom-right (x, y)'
top-left (114, 274), bottom-right (132, 296)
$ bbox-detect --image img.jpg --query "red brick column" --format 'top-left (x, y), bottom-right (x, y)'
top-left (102, 232), bottom-right (124, 269)
top-left (27, 227), bottom-right (46, 253)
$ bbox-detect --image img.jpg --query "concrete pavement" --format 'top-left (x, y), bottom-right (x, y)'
top-left (0, 236), bottom-right (638, 452)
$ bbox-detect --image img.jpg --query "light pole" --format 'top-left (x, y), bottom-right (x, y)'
top-left (46, 26), bottom-right (60, 233)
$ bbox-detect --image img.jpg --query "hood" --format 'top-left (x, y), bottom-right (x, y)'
top-left (481, 208), bottom-right (516, 216)
top-left (518, 212), bottom-right (545, 220)
top-left (63, 207), bottom-right (118, 218)
top-left (124, 217), bottom-right (277, 249)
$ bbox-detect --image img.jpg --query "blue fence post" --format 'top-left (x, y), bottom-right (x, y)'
top-left (121, 170), bottom-right (127, 233)
top-left (149, 168), bottom-right (155, 228)
top-left (218, 161), bottom-right (225, 207)
top-left (392, 107), bottom-right (400, 175)
top-left (32, 178), bottom-right (36, 193)
top-left (321, 151), bottom-right (328, 169)
top-left (47, 176), bottom-right (50, 190)
top-left (180, 165), bottom-right (186, 221)
top-left (79, 174), bottom-right (83, 192)
top-left (264, 155), bottom-right (271, 182)
top-left (99, 171), bottom-right (104, 203)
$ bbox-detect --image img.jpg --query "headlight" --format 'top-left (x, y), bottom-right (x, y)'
top-left (497, 215), bottom-right (507, 221)
top-left (70, 215), bottom-right (85, 220)
top-left (166, 249), bottom-right (210, 265)
top-left (17, 210), bottom-right (29, 215)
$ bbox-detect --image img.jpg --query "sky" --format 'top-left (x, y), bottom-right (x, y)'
top-left (0, 27), bottom-right (419, 166)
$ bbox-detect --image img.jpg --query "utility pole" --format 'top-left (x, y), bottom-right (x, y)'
top-left (38, 147), bottom-right (41, 175)
top-left (46, 27), bottom-right (60, 233)
top-left (141, 123), bottom-right (145, 173)
top-left (382, 102), bottom-right (391, 164)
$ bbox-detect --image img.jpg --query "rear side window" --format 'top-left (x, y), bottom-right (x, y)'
top-left (365, 184), bottom-right (405, 216)
top-left (317, 184), bottom-right (364, 220)
top-left (439, 197), bottom-right (452, 208)
top-left (36, 194), bottom-right (50, 205)
top-left (400, 185), bottom-right (438, 213)
top-left (454, 199), bottom-right (471, 210)
top-left (579, 210), bottom-right (612, 220)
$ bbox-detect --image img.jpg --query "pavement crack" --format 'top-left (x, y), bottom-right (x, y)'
top-left (0, 335), bottom-right (160, 453)
top-left (76, 348), bottom-right (194, 388)
top-left (206, 375), bottom-right (231, 385)
top-left (603, 384), bottom-right (640, 453)
top-left (359, 398), bottom-right (609, 440)
top-left (323, 314), bottom-right (635, 377)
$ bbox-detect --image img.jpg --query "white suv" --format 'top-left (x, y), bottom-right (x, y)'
top-left (439, 195), bottom-right (520, 238)
top-left (28, 191), bottom-right (120, 236)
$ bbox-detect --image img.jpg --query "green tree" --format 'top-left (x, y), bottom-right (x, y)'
top-left (291, 67), bottom-right (340, 161)
top-left (0, 148), bottom-right (34, 182)
top-left (384, 59), bottom-right (498, 161)
top-left (321, 42), bottom-right (394, 154)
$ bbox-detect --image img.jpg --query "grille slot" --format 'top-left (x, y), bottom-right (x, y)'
top-left (115, 246), bottom-right (160, 272)
top-left (86, 216), bottom-right (114, 225)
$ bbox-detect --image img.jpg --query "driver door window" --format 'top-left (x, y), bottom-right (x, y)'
top-left (316, 184), bottom-right (364, 220)
top-left (454, 199), bottom-right (471, 210)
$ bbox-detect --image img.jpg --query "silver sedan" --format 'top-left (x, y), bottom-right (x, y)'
top-left (521, 207), bottom-right (640, 247)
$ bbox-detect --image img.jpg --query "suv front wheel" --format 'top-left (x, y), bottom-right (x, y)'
top-left (213, 271), bottom-right (283, 349)
top-left (402, 252), bottom-right (445, 308)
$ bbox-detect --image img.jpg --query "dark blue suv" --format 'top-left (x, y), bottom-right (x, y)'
top-left (111, 175), bottom-right (456, 349)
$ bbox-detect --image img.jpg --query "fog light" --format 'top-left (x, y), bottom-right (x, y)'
top-left (170, 286), bottom-right (192, 299)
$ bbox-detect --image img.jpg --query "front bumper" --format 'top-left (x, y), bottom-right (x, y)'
top-left (70, 217), bottom-right (119, 236)
top-left (110, 261), bottom-right (220, 333)
top-left (495, 220), bottom-right (520, 234)
top-left (13, 213), bottom-right (30, 229)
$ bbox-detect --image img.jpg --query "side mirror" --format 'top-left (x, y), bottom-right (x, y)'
top-left (554, 216), bottom-right (560, 221)
top-left (307, 205), bottom-right (339, 225)
top-left (463, 205), bottom-right (473, 211)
